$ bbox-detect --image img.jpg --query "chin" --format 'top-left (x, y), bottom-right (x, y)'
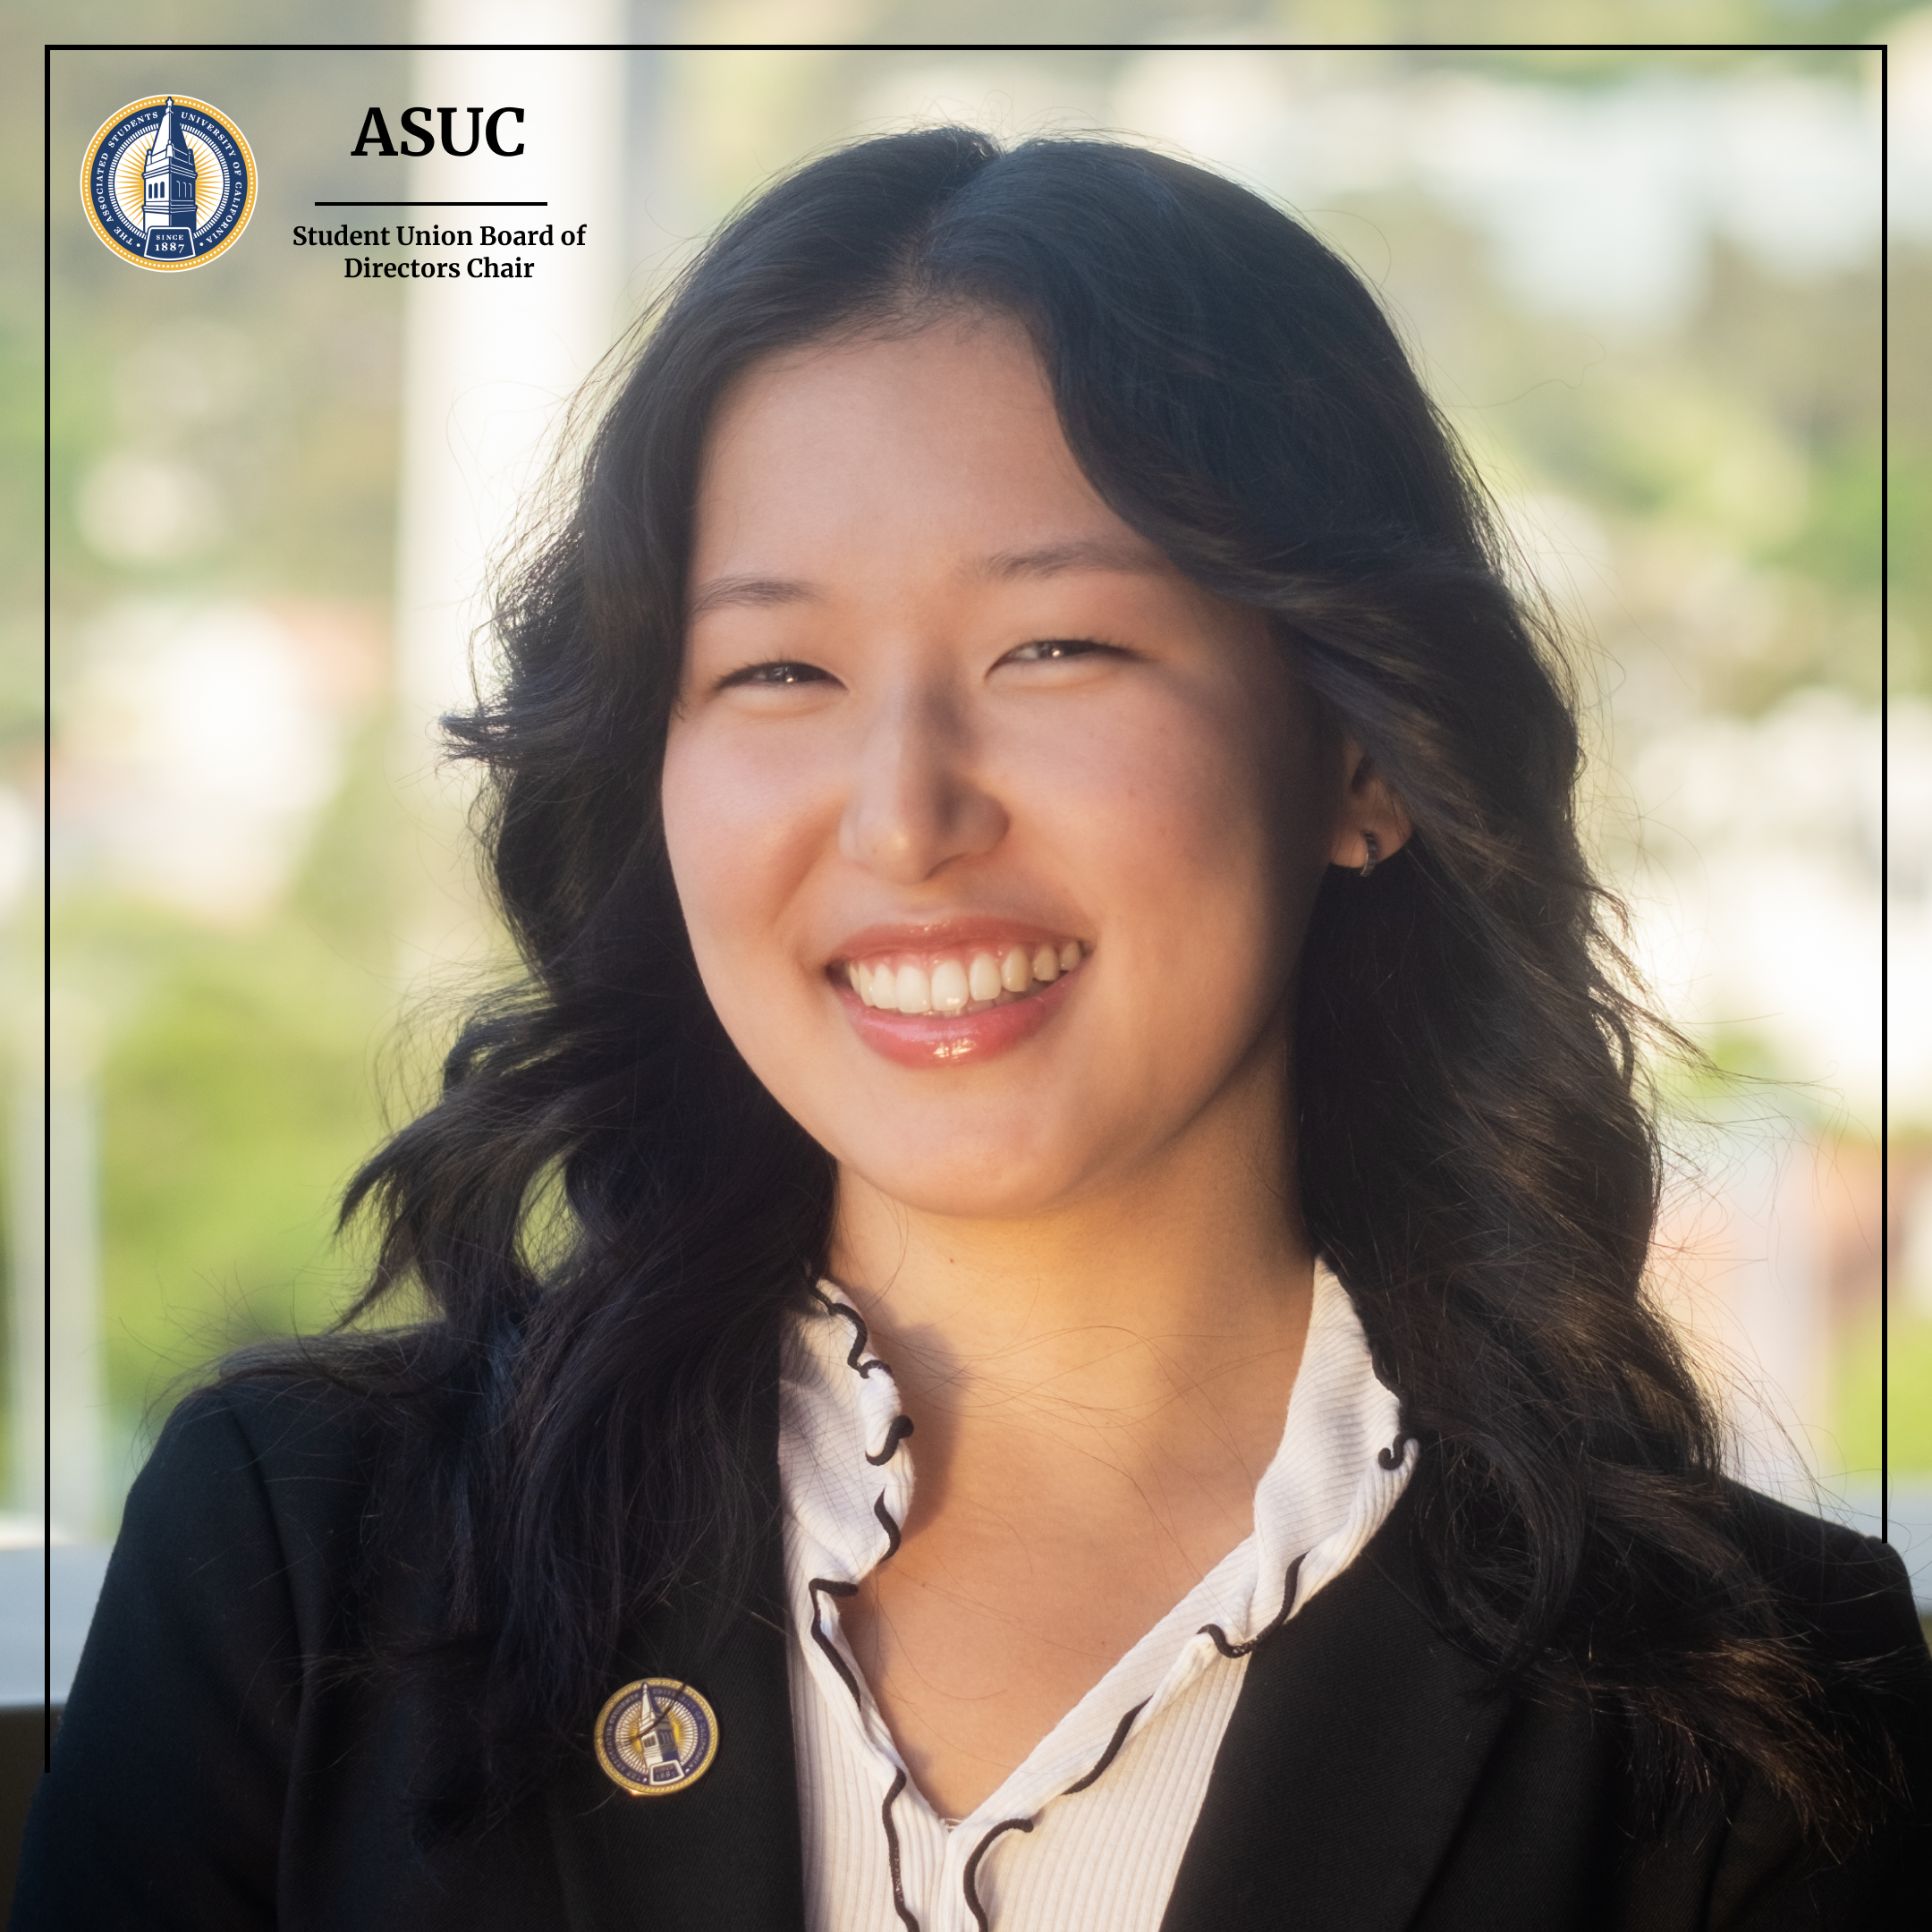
top-left (823, 1119), bottom-right (1106, 1222)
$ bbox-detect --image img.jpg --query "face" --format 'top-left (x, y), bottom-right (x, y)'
top-left (662, 315), bottom-right (1354, 1223)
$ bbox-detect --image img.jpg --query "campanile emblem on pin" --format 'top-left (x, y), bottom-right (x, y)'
top-left (594, 1679), bottom-right (720, 1795)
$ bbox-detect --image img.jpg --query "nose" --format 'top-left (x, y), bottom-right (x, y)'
top-left (838, 677), bottom-right (1009, 884)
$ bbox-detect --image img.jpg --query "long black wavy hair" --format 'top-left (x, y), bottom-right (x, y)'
top-left (234, 128), bottom-right (1881, 1845)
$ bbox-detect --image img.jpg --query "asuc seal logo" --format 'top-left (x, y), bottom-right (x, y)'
top-left (592, 1678), bottom-right (721, 1797)
top-left (80, 95), bottom-right (256, 270)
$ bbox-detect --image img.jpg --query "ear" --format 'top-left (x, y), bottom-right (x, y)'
top-left (1328, 737), bottom-right (1412, 872)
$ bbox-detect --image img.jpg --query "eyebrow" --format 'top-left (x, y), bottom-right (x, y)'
top-left (685, 573), bottom-right (819, 621)
top-left (971, 538), bottom-right (1171, 583)
top-left (687, 538), bottom-right (1168, 621)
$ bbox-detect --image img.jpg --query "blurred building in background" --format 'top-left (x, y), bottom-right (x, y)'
top-left (11, 7), bottom-right (1921, 1592)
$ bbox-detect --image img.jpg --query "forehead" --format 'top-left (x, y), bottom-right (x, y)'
top-left (691, 316), bottom-right (1157, 583)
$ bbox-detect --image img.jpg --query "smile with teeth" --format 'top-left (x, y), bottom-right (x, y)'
top-left (839, 939), bottom-right (1087, 1015)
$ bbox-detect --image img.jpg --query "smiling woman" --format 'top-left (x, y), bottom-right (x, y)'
top-left (15, 130), bottom-right (1929, 1930)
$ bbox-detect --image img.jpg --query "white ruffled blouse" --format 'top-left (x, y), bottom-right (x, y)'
top-left (778, 1261), bottom-right (1415, 1932)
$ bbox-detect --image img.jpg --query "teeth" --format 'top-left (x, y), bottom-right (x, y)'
top-left (844, 939), bottom-right (1086, 1013)
top-left (895, 963), bottom-right (933, 1014)
top-left (931, 959), bottom-right (970, 1015)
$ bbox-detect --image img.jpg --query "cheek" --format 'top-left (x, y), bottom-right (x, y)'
top-left (1050, 682), bottom-right (1322, 970)
top-left (660, 724), bottom-right (814, 980)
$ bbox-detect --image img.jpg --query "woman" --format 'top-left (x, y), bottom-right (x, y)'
top-left (17, 129), bottom-right (1928, 1929)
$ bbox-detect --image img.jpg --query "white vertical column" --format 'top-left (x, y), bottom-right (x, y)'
top-left (392, 4), bottom-right (629, 981)
top-left (1720, 1124), bottom-right (1827, 1499)
top-left (1657, 1115), bottom-right (1830, 1504)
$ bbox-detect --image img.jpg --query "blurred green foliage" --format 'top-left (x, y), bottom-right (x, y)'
top-left (1836, 1315), bottom-right (1932, 1474)
top-left (13, 21), bottom-right (414, 1509)
top-left (54, 704), bottom-right (413, 1476)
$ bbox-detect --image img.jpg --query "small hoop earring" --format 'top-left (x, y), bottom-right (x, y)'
top-left (1359, 831), bottom-right (1380, 880)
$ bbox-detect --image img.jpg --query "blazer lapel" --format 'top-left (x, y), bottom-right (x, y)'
top-left (1159, 1492), bottom-right (1516, 1932)
top-left (543, 1380), bottom-right (807, 1932)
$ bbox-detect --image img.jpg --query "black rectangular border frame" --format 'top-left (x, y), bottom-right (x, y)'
top-left (38, 34), bottom-right (1893, 1777)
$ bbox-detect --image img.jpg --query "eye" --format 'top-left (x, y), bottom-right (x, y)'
top-left (1000, 638), bottom-right (1120, 665)
top-left (717, 659), bottom-right (832, 691)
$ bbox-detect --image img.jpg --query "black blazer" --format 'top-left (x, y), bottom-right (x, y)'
top-left (12, 1376), bottom-right (1931, 1930)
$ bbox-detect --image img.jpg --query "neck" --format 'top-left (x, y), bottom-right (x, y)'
top-left (824, 1071), bottom-right (1315, 1505)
